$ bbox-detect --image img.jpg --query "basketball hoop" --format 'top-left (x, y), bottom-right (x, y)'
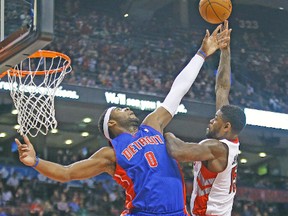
top-left (0, 50), bottom-right (72, 137)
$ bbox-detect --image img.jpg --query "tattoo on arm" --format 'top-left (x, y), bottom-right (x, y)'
top-left (216, 48), bottom-right (231, 110)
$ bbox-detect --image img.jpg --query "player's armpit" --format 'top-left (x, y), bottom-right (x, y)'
top-left (142, 106), bottom-right (172, 133)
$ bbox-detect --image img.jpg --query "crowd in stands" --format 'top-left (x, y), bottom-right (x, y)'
top-left (46, 0), bottom-right (288, 113)
top-left (4, 0), bottom-right (288, 113)
top-left (4, 0), bottom-right (32, 35)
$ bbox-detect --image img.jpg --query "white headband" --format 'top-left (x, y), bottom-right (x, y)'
top-left (103, 107), bottom-right (116, 140)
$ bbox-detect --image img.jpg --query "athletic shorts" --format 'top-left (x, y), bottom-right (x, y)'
top-left (123, 209), bottom-right (189, 216)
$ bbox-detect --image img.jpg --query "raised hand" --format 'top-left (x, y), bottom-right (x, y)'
top-left (15, 136), bottom-right (37, 167)
top-left (220, 20), bottom-right (232, 50)
top-left (199, 23), bottom-right (230, 58)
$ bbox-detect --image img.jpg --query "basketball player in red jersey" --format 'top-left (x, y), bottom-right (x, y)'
top-left (165, 20), bottom-right (246, 216)
top-left (16, 25), bottom-right (230, 216)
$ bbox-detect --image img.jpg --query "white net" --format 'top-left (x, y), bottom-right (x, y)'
top-left (6, 50), bottom-right (72, 137)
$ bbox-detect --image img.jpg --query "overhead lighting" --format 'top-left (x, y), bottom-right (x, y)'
top-left (83, 118), bottom-right (92, 123)
top-left (259, 152), bottom-right (267, 158)
top-left (51, 129), bottom-right (58, 134)
top-left (279, 7), bottom-right (284, 10)
top-left (81, 132), bottom-right (89, 137)
top-left (11, 109), bottom-right (18, 115)
top-left (14, 125), bottom-right (20, 130)
top-left (0, 133), bottom-right (7, 138)
top-left (240, 158), bottom-right (247, 164)
top-left (124, 13), bottom-right (129, 18)
top-left (65, 139), bottom-right (73, 145)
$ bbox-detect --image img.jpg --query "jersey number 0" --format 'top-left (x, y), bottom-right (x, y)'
top-left (145, 151), bottom-right (158, 167)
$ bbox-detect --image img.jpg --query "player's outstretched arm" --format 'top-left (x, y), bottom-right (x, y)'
top-left (143, 25), bottom-right (230, 133)
top-left (215, 20), bottom-right (232, 111)
top-left (165, 132), bottom-right (227, 163)
top-left (15, 136), bottom-right (116, 182)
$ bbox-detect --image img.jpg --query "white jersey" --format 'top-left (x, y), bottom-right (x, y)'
top-left (190, 138), bottom-right (239, 216)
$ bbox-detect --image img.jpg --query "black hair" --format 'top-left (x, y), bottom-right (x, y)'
top-left (220, 105), bottom-right (246, 134)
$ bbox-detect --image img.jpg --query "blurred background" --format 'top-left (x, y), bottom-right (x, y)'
top-left (0, 0), bottom-right (288, 215)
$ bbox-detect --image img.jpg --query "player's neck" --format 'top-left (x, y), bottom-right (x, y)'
top-left (224, 134), bottom-right (238, 141)
top-left (128, 126), bottom-right (138, 135)
top-left (114, 125), bottom-right (138, 137)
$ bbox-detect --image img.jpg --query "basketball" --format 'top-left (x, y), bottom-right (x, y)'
top-left (199, 0), bottom-right (232, 24)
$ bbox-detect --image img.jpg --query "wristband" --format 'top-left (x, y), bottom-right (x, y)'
top-left (32, 156), bottom-right (40, 168)
top-left (197, 49), bottom-right (207, 59)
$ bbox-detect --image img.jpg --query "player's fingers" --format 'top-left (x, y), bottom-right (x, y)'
top-left (211, 24), bottom-right (222, 36)
top-left (217, 31), bottom-right (229, 44)
top-left (23, 135), bottom-right (30, 144)
top-left (228, 29), bottom-right (232, 36)
top-left (220, 43), bottom-right (228, 49)
top-left (15, 138), bottom-right (23, 147)
top-left (218, 37), bottom-right (230, 44)
top-left (218, 38), bottom-right (230, 47)
top-left (220, 21), bottom-right (225, 32)
top-left (19, 146), bottom-right (29, 151)
top-left (224, 20), bottom-right (228, 30)
top-left (219, 35), bottom-right (230, 41)
top-left (218, 28), bottom-right (229, 37)
top-left (23, 136), bottom-right (33, 148)
top-left (19, 145), bottom-right (26, 150)
top-left (205, 29), bottom-right (210, 38)
top-left (20, 154), bottom-right (28, 160)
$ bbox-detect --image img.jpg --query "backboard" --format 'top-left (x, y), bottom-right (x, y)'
top-left (0, 0), bottom-right (54, 73)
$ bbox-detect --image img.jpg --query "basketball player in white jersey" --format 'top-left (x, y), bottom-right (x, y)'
top-left (165, 20), bottom-right (246, 216)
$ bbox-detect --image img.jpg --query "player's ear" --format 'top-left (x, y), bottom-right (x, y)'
top-left (223, 122), bottom-right (232, 132)
top-left (108, 120), bottom-right (117, 127)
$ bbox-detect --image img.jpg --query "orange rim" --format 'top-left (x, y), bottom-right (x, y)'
top-left (0, 50), bottom-right (71, 78)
